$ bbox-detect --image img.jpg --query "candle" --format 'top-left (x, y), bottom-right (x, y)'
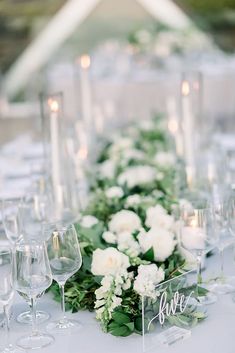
top-left (48, 98), bottom-right (62, 213)
top-left (181, 224), bottom-right (206, 251)
top-left (80, 55), bottom-right (92, 129)
top-left (166, 96), bottom-right (184, 157)
top-left (181, 80), bottom-right (195, 168)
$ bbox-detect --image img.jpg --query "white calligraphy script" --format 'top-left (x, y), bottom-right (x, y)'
top-left (147, 289), bottom-right (194, 330)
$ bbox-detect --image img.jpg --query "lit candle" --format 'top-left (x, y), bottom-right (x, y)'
top-left (167, 96), bottom-right (183, 157)
top-left (181, 80), bottom-right (195, 167)
top-left (80, 55), bottom-right (92, 129)
top-left (48, 98), bottom-right (62, 213)
top-left (181, 217), bottom-right (206, 250)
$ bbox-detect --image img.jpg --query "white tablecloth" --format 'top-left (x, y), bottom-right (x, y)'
top-left (1, 247), bottom-right (235, 353)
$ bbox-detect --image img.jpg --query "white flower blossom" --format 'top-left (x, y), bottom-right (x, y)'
top-left (99, 159), bottom-right (116, 179)
top-left (110, 296), bottom-right (122, 311)
top-left (117, 231), bottom-right (141, 257)
top-left (109, 137), bottom-right (133, 157)
top-left (138, 227), bottom-right (175, 262)
top-left (122, 148), bottom-right (145, 162)
top-left (108, 210), bottom-right (141, 234)
top-left (154, 151), bottom-right (176, 168)
top-left (91, 248), bottom-right (130, 276)
top-left (118, 165), bottom-right (156, 188)
top-left (102, 231), bottom-right (117, 244)
top-left (105, 186), bottom-right (124, 199)
top-left (145, 204), bottom-right (174, 230)
top-left (125, 194), bottom-right (142, 207)
top-left (134, 264), bottom-right (165, 298)
top-left (81, 215), bottom-right (99, 228)
top-left (96, 306), bottom-right (105, 320)
top-left (94, 271), bottom-right (133, 322)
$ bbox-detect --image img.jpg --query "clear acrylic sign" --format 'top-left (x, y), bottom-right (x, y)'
top-left (141, 269), bottom-right (202, 352)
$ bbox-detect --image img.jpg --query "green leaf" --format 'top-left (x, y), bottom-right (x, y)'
top-left (109, 325), bottom-right (132, 337)
top-left (112, 311), bottom-right (131, 324)
top-left (143, 247), bottom-right (154, 261)
top-left (108, 322), bottom-right (121, 330)
top-left (124, 322), bottom-right (135, 331)
top-left (192, 311), bottom-right (207, 319)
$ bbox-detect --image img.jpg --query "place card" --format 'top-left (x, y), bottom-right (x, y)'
top-left (142, 269), bottom-right (199, 352)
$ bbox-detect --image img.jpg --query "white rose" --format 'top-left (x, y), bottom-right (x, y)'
top-left (108, 210), bottom-right (141, 234)
top-left (145, 205), bottom-right (174, 230)
top-left (117, 231), bottom-right (141, 257)
top-left (125, 194), bottom-right (142, 207)
top-left (99, 159), bottom-right (116, 179)
top-left (105, 186), bottom-right (124, 199)
top-left (91, 248), bottom-right (130, 276)
top-left (123, 148), bottom-right (145, 162)
top-left (109, 137), bottom-right (133, 157)
top-left (81, 215), bottom-right (99, 228)
top-left (118, 166), bottom-right (156, 188)
top-left (134, 264), bottom-right (165, 298)
top-left (102, 231), bottom-right (116, 244)
top-left (154, 152), bottom-right (176, 168)
top-left (138, 227), bottom-right (175, 262)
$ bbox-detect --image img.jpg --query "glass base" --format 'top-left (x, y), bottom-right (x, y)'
top-left (197, 292), bottom-right (217, 306)
top-left (209, 276), bottom-right (235, 295)
top-left (154, 326), bottom-right (191, 346)
top-left (16, 311), bottom-right (50, 325)
top-left (16, 332), bottom-right (54, 350)
top-left (1, 345), bottom-right (24, 353)
top-left (46, 318), bottom-right (82, 334)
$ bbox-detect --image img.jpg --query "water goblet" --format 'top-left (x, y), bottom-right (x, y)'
top-left (45, 223), bottom-right (82, 333)
top-left (0, 247), bottom-right (23, 353)
top-left (210, 190), bottom-right (235, 294)
top-left (14, 240), bottom-right (54, 350)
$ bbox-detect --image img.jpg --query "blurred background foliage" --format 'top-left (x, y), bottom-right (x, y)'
top-left (176, 0), bottom-right (235, 51)
top-left (1, 0), bottom-right (235, 75)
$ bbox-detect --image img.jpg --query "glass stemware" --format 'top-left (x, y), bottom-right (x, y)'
top-left (179, 204), bottom-right (218, 305)
top-left (16, 194), bottom-right (52, 325)
top-left (45, 223), bottom-right (82, 333)
top-left (14, 240), bottom-right (54, 350)
top-left (1, 198), bottom-right (22, 246)
top-left (210, 190), bottom-right (235, 294)
top-left (0, 247), bottom-right (23, 353)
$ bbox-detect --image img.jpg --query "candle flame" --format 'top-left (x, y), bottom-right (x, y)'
top-left (181, 80), bottom-right (190, 96)
top-left (190, 218), bottom-right (198, 227)
top-left (80, 55), bottom-right (91, 69)
top-left (168, 119), bottom-right (178, 134)
top-left (48, 98), bottom-right (59, 113)
top-left (78, 146), bottom-right (88, 160)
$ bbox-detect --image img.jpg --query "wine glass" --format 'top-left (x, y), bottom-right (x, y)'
top-left (16, 193), bottom-right (54, 325)
top-left (45, 223), bottom-right (82, 333)
top-left (14, 240), bottom-right (54, 350)
top-left (0, 247), bottom-right (23, 353)
top-left (179, 204), bottom-right (218, 305)
top-left (1, 198), bottom-right (23, 246)
top-left (210, 189), bottom-right (235, 294)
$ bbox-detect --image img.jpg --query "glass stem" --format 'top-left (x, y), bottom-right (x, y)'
top-left (30, 297), bottom-right (38, 335)
top-left (196, 253), bottom-right (202, 285)
top-left (219, 248), bottom-right (225, 279)
top-left (4, 305), bottom-right (13, 350)
top-left (59, 283), bottom-right (66, 321)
